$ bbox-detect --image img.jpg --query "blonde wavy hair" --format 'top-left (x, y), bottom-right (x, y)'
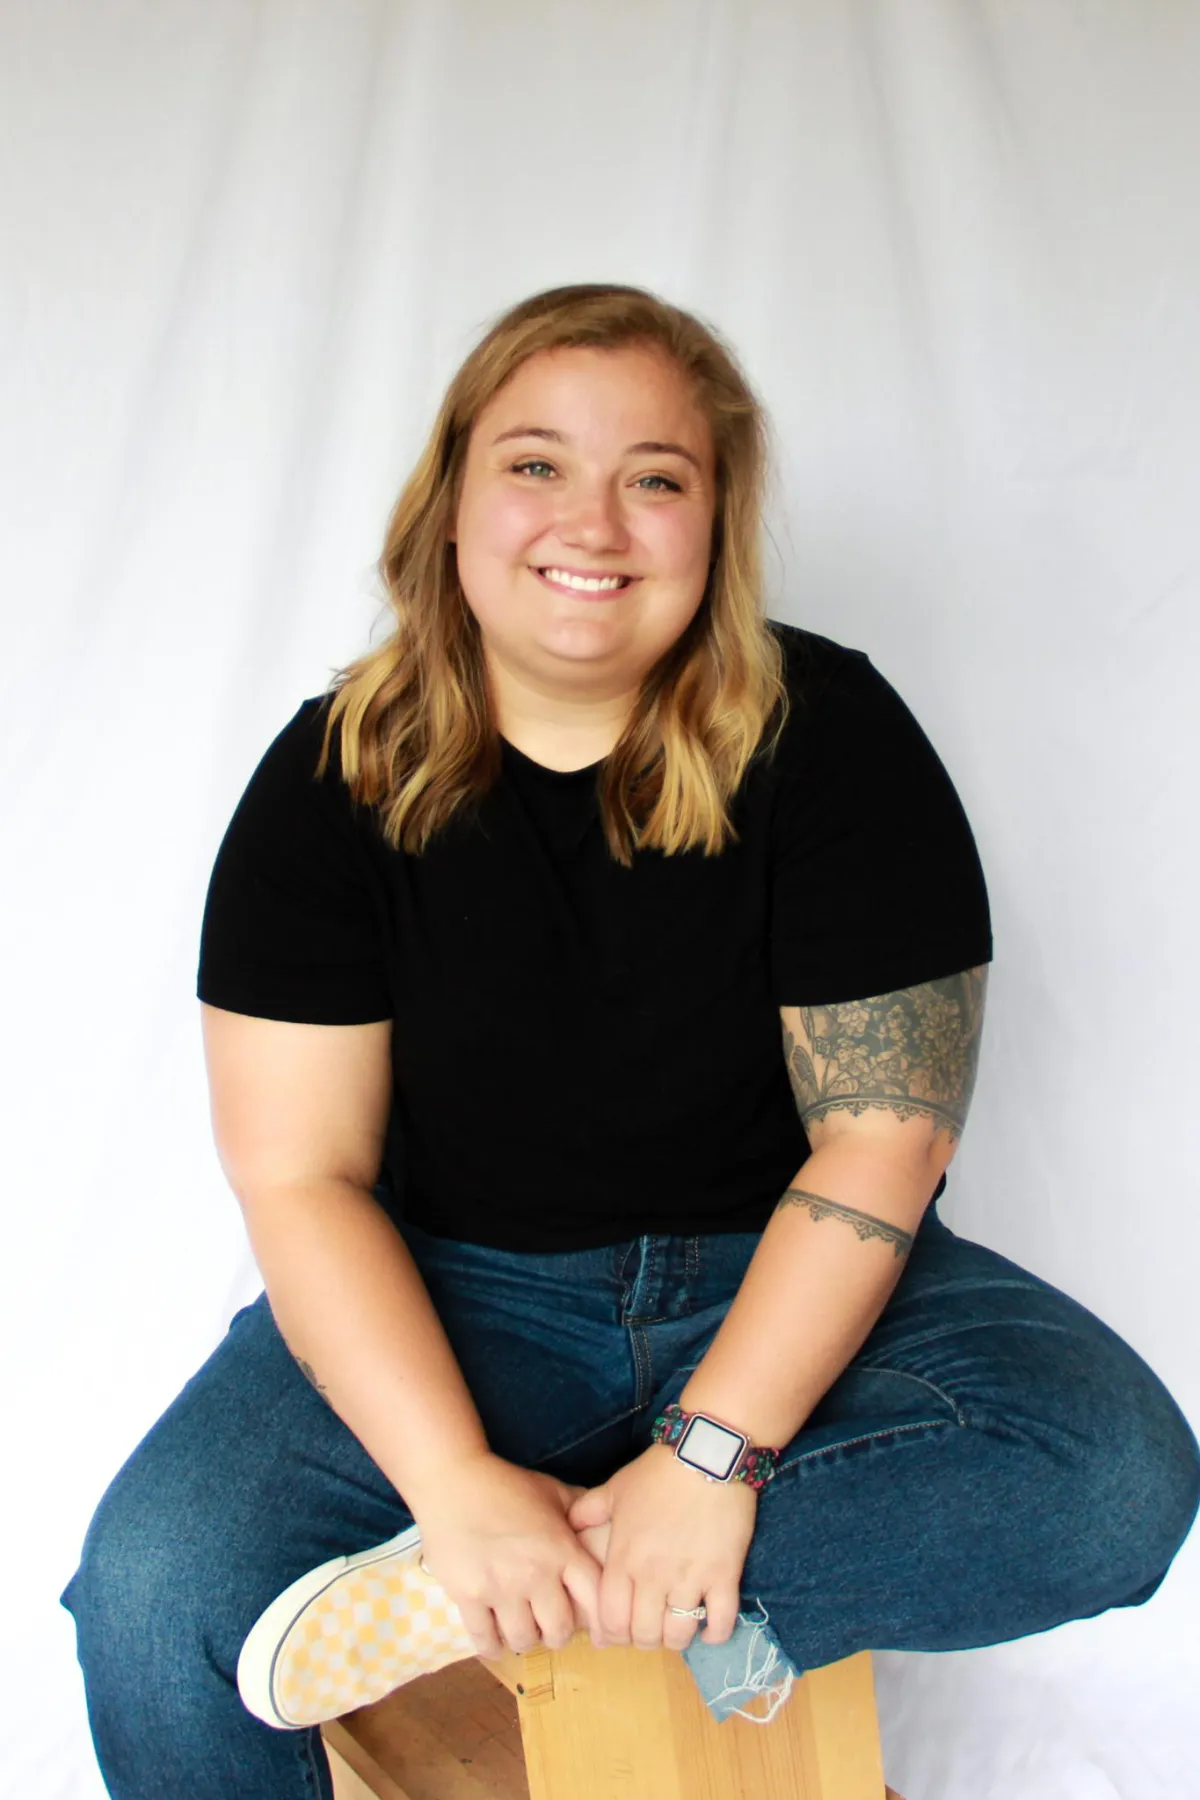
top-left (317, 282), bottom-right (792, 866)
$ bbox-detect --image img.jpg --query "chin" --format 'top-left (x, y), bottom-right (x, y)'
top-left (524, 611), bottom-right (629, 651)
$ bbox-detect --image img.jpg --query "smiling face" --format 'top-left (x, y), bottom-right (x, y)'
top-left (452, 342), bottom-right (717, 731)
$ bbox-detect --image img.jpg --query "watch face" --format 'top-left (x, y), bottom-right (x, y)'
top-left (677, 1415), bottom-right (747, 1481)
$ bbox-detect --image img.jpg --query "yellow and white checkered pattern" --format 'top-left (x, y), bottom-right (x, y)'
top-left (272, 1546), bottom-right (477, 1726)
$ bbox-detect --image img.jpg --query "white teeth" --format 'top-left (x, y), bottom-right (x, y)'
top-left (540, 568), bottom-right (627, 592)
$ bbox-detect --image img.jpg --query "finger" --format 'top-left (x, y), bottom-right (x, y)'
top-left (459, 1600), bottom-right (503, 1661)
top-left (572, 1520), bottom-right (611, 1566)
top-left (562, 1551), bottom-right (601, 1616)
top-left (530, 1584), bottom-right (578, 1652)
top-left (494, 1598), bottom-right (542, 1656)
top-left (598, 1563), bottom-right (635, 1646)
top-left (662, 1597), bottom-right (706, 1652)
top-left (698, 1581), bottom-right (741, 1646)
top-left (567, 1487), bottom-right (609, 1529)
top-left (561, 1553), bottom-right (604, 1644)
top-left (630, 1577), bottom-right (672, 1652)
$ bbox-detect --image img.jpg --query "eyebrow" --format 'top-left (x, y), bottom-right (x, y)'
top-left (489, 425), bottom-right (703, 472)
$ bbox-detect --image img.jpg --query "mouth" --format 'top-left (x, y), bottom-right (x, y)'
top-left (533, 566), bottom-right (637, 598)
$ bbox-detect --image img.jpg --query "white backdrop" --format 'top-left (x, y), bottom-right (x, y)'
top-left (4, 3), bottom-right (1199, 1796)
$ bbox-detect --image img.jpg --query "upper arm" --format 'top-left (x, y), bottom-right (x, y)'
top-left (780, 965), bottom-right (989, 1176)
top-left (201, 1003), bottom-right (393, 1202)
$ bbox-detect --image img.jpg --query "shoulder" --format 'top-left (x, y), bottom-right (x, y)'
top-left (219, 691), bottom-right (368, 849)
top-left (275, 692), bottom-right (338, 759)
top-left (760, 620), bottom-right (962, 797)
top-left (763, 618), bottom-right (882, 745)
top-left (242, 693), bottom-right (345, 792)
top-left (767, 617), bottom-right (871, 693)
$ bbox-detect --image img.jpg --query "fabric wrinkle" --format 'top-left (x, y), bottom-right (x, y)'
top-left (61, 1218), bottom-right (1200, 1795)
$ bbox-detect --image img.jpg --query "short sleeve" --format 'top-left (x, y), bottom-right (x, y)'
top-left (196, 699), bottom-right (393, 1025)
top-left (769, 649), bottom-right (993, 1005)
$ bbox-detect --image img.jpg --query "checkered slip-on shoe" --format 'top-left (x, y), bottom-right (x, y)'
top-left (237, 1523), bottom-right (478, 1729)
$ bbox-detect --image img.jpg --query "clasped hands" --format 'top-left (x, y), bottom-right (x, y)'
top-left (566, 1443), bottom-right (757, 1651)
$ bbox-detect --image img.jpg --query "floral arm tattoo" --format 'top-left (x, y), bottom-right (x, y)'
top-left (778, 966), bottom-right (989, 1254)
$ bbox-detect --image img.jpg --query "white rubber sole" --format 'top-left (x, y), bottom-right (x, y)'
top-left (236, 1522), bottom-right (477, 1730)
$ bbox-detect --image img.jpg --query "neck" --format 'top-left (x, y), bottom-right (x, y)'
top-left (500, 718), bottom-right (624, 772)
top-left (486, 654), bottom-right (636, 772)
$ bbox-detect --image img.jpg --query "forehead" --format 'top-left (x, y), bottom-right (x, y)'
top-left (474, 343), bottom-right (712, 463)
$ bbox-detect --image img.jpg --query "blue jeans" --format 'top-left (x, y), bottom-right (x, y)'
top-left (62, 1201), bottom-right (1199, 1799)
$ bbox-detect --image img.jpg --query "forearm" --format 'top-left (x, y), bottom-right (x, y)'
top-left (678, 1140), bottom-right (939, 1450)
top-left (241, 1177), bottom-right (490, 1511)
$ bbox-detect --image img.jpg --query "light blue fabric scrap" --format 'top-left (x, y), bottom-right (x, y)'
top-left (680, 1599), bottom-right (803, 1723)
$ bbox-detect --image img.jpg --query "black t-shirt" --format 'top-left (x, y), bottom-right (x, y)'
top-left (197, 622), bottom-right (992, 1250)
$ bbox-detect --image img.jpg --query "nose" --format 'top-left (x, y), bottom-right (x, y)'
top-left (557, 478), bottom-right (631, 554)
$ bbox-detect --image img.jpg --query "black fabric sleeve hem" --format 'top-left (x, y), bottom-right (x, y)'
top-left (196, 977), bottom-right (393, 1026)
top-left (771, 937), bottom-right (993, 1008)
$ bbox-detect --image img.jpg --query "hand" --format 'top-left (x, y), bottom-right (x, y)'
top-left (411, 1452), bottom-right (604, 1658)
top-left (566, 1444), bottom-right (757, 1651)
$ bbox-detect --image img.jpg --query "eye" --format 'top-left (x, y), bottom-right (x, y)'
top-left (509, 459), bottom-right (684, 492)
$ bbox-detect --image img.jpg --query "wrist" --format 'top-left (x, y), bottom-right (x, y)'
top-left (394, 1439), bottom-right (495, 1516)
top-left (650, 1402), bottom-right (780, 1492)
top-left (678, 1372), bottom-right (801, 1453)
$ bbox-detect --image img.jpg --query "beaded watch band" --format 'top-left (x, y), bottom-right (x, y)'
top-left (650, 1402), bottom-right (781, 1491)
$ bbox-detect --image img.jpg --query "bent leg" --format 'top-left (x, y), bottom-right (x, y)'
top-left (648, 1216), bottom-right (1200, 1676)
top-left (61, 1293), bottom-right (410, 1800)
top-left (62, 1252), bottom-right (635, 1800)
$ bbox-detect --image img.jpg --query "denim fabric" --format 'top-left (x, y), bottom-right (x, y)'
top-left (682, 1600), bottom-right (801, 1722)
top-left (63, 1201), bottom-right (1199, 1797)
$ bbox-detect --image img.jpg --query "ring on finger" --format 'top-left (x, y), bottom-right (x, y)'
top-left (667, 1603), bottom-right (707, 1620)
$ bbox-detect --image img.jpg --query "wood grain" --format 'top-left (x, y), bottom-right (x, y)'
top-left (332, 1643), bottom-right (895, 1800)
top-left (330, 1656), bottom-right (529, 1800)
top-left (325, 1731), bottom-right (410, 1800)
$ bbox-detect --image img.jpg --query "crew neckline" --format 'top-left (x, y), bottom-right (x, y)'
top-left (501, 737), bottom-right (606, 779)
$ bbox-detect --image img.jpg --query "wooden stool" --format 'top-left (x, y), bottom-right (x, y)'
top-left (323, 1635), bottom-right (890, 1799)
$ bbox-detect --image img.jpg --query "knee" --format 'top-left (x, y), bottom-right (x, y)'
top-left (1126, 1383), bottom-right (1200, 1571)
top-left (1075, 1353), bottom-right (1200, 1599)
top-left (63, 1460), bottom-right (226, 1693)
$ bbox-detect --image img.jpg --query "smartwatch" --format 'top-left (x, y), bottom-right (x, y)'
top-left (650, 1402), bottom-right (780, 1491)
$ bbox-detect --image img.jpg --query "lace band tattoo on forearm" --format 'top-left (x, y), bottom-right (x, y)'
top-left (778, 1188), bottom-right (915, 1259)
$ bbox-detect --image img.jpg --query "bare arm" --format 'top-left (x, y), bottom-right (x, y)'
top-left (678, 967), bottom-right (989, 1447)
top-left (200, 1004), bottom-right (489, 1511)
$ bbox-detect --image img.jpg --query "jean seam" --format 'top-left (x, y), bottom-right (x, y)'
top-left (644, 1236), bottom-right (659, 1316)
top-left (629, 1323), bottom-right (652, 1407)
top-left (867, 1317), bottom-right (1077, 1357)
top-left (303, 1725), bottom-right (327, 1799)
top-left (851, 1363), bottom-right (968, 1426)
top-left (537, 1402), bottom-right (644, 1466)
top-left (779, 1415), bottom-right (957, 1473)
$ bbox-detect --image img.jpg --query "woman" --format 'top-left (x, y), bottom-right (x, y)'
top-left (63, 283), bottom-right (1200, 1800)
